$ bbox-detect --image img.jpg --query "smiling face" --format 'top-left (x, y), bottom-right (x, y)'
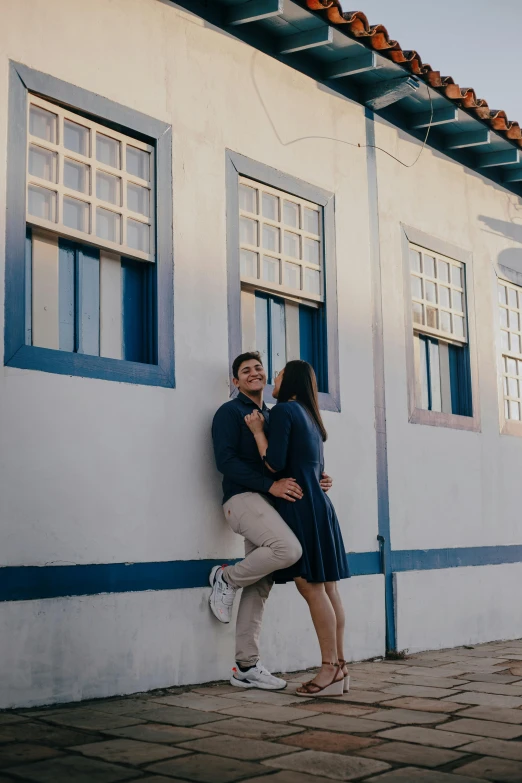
top-left (233, 357), bottom-right (267, 396)
top-left (272, 368), bottom-right (284, 399)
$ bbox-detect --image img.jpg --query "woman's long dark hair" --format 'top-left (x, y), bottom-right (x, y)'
top-left (277, 360), bottom-right (327, 442)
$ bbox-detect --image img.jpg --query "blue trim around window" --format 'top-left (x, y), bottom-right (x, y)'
top-left (225, 150), bottom-right (340, 412)
top-left (5, 62), bottom-right (174, 387)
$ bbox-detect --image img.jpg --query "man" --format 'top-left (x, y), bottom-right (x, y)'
top-left (210, 352), bottom-right (332, 690)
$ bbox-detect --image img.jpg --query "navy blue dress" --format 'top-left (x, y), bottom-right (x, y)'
top-left (265, 401), bottom-right (350, 584)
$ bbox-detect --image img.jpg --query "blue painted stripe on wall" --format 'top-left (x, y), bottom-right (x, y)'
top-left (392, 546), bottom-right (522, 572)
top-left (0, 552), bottom-right (380, 603)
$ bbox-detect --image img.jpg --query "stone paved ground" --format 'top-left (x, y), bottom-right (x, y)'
top-left (2, 640), bottom-right (522, 782)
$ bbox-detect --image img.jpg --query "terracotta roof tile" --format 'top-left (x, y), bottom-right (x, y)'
top-left (305, 1), bottom-right (522, 149)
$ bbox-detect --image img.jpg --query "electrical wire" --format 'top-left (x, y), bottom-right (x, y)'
top-left (251, 50), bottom-right (435, 168)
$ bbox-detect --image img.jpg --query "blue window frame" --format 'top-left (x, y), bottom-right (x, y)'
top-left (5, 62), bottom-right (174, 387)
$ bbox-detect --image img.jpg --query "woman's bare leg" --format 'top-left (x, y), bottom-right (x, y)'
top-left (325, 581), bottom-right (348, 676)
top-left (294, 577), bottom-right (340, 687)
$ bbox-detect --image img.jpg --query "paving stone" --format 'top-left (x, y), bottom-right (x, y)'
top-left (200, 717), bottom-right (305, 739)
top-left (292, 713), bottom-right (393, 733)
top-left (455, 756), bottom-right (522, 782)
top-left (455, 672), bottom-right (522, 684)
top-left (262, 749), bottom-right (390, 780)
top-left (5, 755), bottom-right (143, 782)
top-left (0, 715), bottom-right (28, 725)
top-left (121, 705), bottom-right (230, 727)
top-left (378, 697), bottom-right (464, 713)
top-left (217, 704), bottom-right (319, 722)
top-left (437, 718), bottom-right (522, 739)
top-left (375, 725), bottom-right (477, 748)
top-left (381, 685), bottom-right (461, 699)
top-left (338, 690), bottom-right (390, 704)
top-left (227, 690), bottom-right (309, 706)
top-left (357, 741), bottom-right (464, 768)
top-left (294, 702), bottom-right (378, 717)
top-left (70, 737), bottom-right (188, 764)
top-left (396, 666), bottom-right (472, 678)
top-left (147, 753), bottom-right (266, 782)
top-left (365, 768), bottom-right (487, 783)
top-left (103, 722), bottom-right (215, 743)
top-left (386, 675), bottom-right (469, 689)
top-left (129, 778), bottom-right (180, 783)
top-left (458, 738), bottom-right (522, 761)
top-left (0, 743), bottom-right (63, 767)
top-left (177, 735), bottom-right (293, 760)
top-left (350, 680), bottom-right (391, 692)
top-left (150, 693), bottom-right (244, 712)
top-left (279, 729), bottom-right (382, 753)
top-left (39, 708), bottom-right (145, 731)
top-left (508, 665), bottom-right (522, 676)
top-left (79, 699), bottom-right (153, 715)
top-left (193, 686), bottom-right (241, 696)
top-left (0, 721), bottom-right (99, 746)
top-left (456, 706), bottom-right (522, 724)
top-left (459, 681), bottom-right (522, 696)
top-left (443, 691), bottom-right (522, 708)
top-left (240, 772), bottom-right (341, 783)
top-left (364, 709), bottom-right (445, 725)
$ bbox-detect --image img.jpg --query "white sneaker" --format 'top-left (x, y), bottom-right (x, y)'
top-left (209, 565), bottom-right (237, 624)
top-left (230, 661), bottom-right (287, 690)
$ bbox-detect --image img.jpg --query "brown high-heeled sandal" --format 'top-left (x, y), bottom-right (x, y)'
top-left (338, 659), bottom-right (350, 692)
top-left (295, 662), bottom-right (344, 698)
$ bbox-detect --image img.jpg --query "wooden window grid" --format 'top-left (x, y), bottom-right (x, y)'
top-left (409, 242), bottom-right (467, 345)
top-left (499, 280), bottom-right (522, 421)
top-left (26, 95), bottom-right (155, 263)
top-left (238, 176), bottom-right (323, 304)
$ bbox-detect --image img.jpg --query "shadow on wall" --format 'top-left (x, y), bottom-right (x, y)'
top-left (479, 215), bottom-right (522, 274)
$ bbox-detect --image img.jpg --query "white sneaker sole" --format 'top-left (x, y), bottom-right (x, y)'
top-left (229, 674), bottom-right (287, 691)
top-left (208, 566), bottom-right (232, 624)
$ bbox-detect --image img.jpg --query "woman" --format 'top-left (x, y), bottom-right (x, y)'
top-left (245, 360), bottom-right (350, 698)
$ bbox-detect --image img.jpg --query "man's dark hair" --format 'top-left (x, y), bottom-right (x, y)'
top-left (232, 351), bottom-right (263, 380)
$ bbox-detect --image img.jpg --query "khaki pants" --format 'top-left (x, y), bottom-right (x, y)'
top-left (222, 492), bottom-right (302, 667)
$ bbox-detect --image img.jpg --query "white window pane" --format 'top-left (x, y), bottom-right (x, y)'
top-left (239, 184), bottom-right (257, 213)
top-left (126, 146), bottom-right (150, 180)
top-left (507, 357), bottom-right (517, 375)
top-left (262, 192), bottom-right (278, 221)
top-left (28, 144), bottom-right (57, 182)
top-left (409, 249), bottom-right (421, 272)
top-left (505, 400), bottom-right (510, 419)
top-left (97, 207), bottom-right (121, 243)
top-left (500, 307), bottom-right (509, 328)
top-left (508, 287), bottom-right (518, 308)
top-left (509, 400), bottom-right (520, 421)
top-left (284, 262), bottom-right (300, 289)
top-left (501, 331), bottom-right (510, 352)
top-left (63, 197), bottom-right (89, 231)
top-left (240, 217), bottom-right (258, 246)
top-left (64, 119), bottom-right (89, 155)
top-left (508, 377), bottom-right (519, 398)
top-left (440, 311), bottom-right (451, 333)
top-left (424, 255), bottom-right (435, 278)
top-left (304, 268), bottom-right (321, 296)
top-left (262, 256), bottom-right (279, 284)
top-left (452, 265), bottom-right (463, 287)
top-left (498, 284), bottom-right (507, 304)
top-left (97, 171), bottom-right (121, 206)
top-left (439, 285), bottom-right (450, 308)
top-left (284, 231), bottom-right (299, 259)
top-left (29, 105), bottom-right (57, 143)
top-left (127, 218), bottom-right (149, 252)
top-left (304, 238), bottom-right (320, 265)
top-left (127, 183), bottom-right (150, 216)
top-left (453, 315), bottom-right (465, 338)
top-left (263, 224), bottom-right (279, 252)
top-left (240, 249), bottom-right (258, 278)
top-left (425, 281), bottom-right (437, 303)
top-left (283, 200), bottom-right (298, 228)
top-left (411, 275), bottom-right (422, 299)
top-left (28, 185), bottom-right (57, 221)
top-left (452, 290), bottom-right (463, 312)
top-left (64, 158), bottom-right (90, 194)
top-left (437, 259), bottom-right (450, 283)
top-left (511, 333), bottom-right (521, 355)
top-left (303, 207), bottom-right (319, 235)
top-left (503, 376), bottom-right (508, 396)
top-left (412, 302), bottom-right (424, 325)
top-left (509, 309), bottom-right (520, 331)
top-left (518, 359), bottom-right (522, 377)
top-left (96, 133), bottom-right (120, 168)
top-left (426, 306), bottom-right (437, 329)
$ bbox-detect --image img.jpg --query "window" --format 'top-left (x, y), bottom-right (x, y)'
top-left (498, 280), bottom-right (522, 424)
top-left (402, 227), bottom-right (478, 429)
top-left (227, 153), bottom-right (339, 410)
top-left (6, 62), bottom-right (173, 386)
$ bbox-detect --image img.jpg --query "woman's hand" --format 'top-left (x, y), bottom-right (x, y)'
top-left (244, 410), bottom-right (265, 434)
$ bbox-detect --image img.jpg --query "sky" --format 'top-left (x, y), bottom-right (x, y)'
top-left (359, 0), bottom-right (521, 123)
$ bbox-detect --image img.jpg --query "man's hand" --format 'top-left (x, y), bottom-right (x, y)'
top-left (244, 410), bottom-right (265, 433)
top-left (269, 478), bottom-right (303, 502)
top-left (320, 472), bottom-right (333, 493)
